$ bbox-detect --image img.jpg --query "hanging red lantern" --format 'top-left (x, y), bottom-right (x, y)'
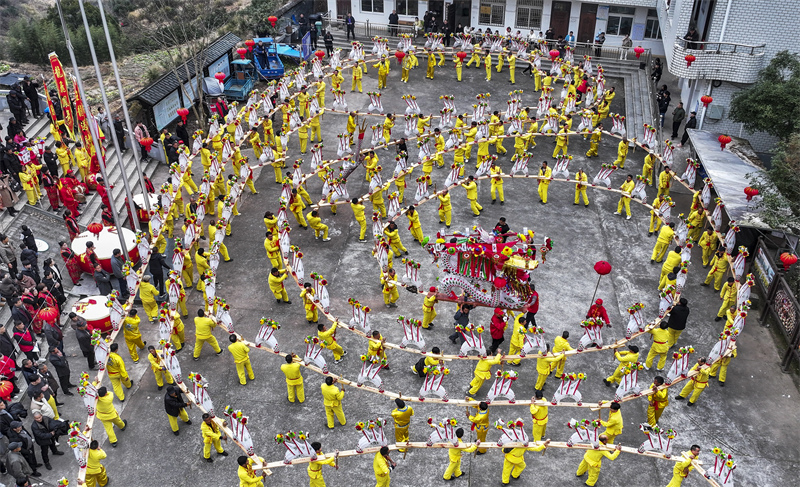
top-left (236, 47), bottom-right (247, 60)
top-left (700, 95), bottom-right (713, 107)
top-left (214, 72), bottom-right (226, 83)
top-left (456, 51), bottom-right (467, 61)
top-left (685, 54), bottom-right (696, 67)
top-left (268, 15), bottom-right (278, 27)
top-left (87, 222), bottom-right (104, 236)
top-left (177, 107), bottom-right (189, 124)
top-left (314, 50), bottom-right (325, 61)
top-left (245, 39), bottom-right (255, 52)
top-left (549, 49), bottom-right (560, 61)
top-left (39, 306), bottom-right (59, 324)
top-left (395, 50), bottom-right (406, 66)
top-left (633, 46), bottom-right (645, 59)
top-left (139, 136), bottom-right (154, 152)
top-left (594, 261), bottom-right (612, 275)
top-left (744, 186), bottom-right (759, 201)
top-left (718, 134), bottom-right (732, 150)
top-left (780, 252), bottom-right (798, 271)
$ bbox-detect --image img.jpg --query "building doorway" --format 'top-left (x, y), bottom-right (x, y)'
top-left (550, 1), bottom-right (572, 39)
top-left (335, 0), bottom-right (349, 19)
top-left (577, 3), bottom-right (598, 44)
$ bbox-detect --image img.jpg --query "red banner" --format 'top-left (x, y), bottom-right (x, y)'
top-left (48, 53), bottom-right (74, 139)
top-left (73, 85), bottom-right (98, 168)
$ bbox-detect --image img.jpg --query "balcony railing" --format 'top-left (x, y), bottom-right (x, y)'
top-left (669, 37), bottom-right (766, 84)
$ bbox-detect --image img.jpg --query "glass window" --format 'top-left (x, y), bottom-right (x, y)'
top-left (396, 0), bottom-right (418, 16)
top-left (516, 0), bottom-right (544, 30)
top-left (479, 0), bottom-right (505, 26)
top-left (362, 0), bottom-right (384, 13)
top-left (607, 7), bottom-right (635, 36)
top-left (609, 6), bottom-right (636, 15)
top-left (645, 18), bottom-right (662, 39)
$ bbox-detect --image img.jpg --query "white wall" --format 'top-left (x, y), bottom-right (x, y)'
top-left (344, 0), bottom-right (430, 24)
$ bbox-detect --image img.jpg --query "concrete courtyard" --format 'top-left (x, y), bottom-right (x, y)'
top-left (32, 58), bottom-right (800, 487)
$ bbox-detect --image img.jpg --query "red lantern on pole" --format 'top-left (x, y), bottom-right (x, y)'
top-left (700, 95), bottom-right (713, 107)
top-left (633, 46), bottom-right (645, 59)
top-left (780, 252), bottom-right (798, 271)
top-left (315, 50), bottom-right (325, 61)
top-left (236, 47), bottom-right (247, 60)
top-left (549, 49), bottom-right (560, 61)
top-left (268, 15), bottom-right (278, 27)
top-left (744, 186), bottom-right (759, 201)
top-left (685, 54), bottom-right (696, 67)
top-left (395, 50), bottom-right (406, 66)
top-left (139, 137), bottom-right (154, 152)
top-left (589, 261), bottom-right (612, 306)
top-left (245, 39), bottom-right (255, 52)
top-left (87, 222), bottom-right (103, 237)
top-left (456, 51), bottom-right (467, 61)
top-left (39, 306), bottom-right (59, 324)
top-left (177, 108), bottom-right (189, 124)
top-left (718, 134), bottom-right (732, 150)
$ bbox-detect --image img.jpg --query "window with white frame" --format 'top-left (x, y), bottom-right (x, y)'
top-left (362, 0), bottom-right (384, 13)
top-left (479, 0), bottom-right (505, 26)
top-left (515, 0), bottom-right (544, 30)
top-left (396, 0), bottom-right (418, 16)
top-left (644, 9), bottom-right (662, 39)
top-left (606, 6), bottom-right (636, 36)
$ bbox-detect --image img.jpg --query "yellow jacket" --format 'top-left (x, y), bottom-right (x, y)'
top-left (620, 179), bottom-right (635, 196)
top-left (658, 170), bottom-right (672, 190)
top-left (438, 192), bottom-right (452, 210)
top-left (106, 352), bottom-right (128, 377)
top-left (407, 211), bottom-right (421, 229)
top-left (601, 410), bottom-right (623, 435)
top-left (264, 236), bottom-right (281, 258)
top-left (147, 350), bottom-right (167, 373)
top-left (720, 282), bottom-right (736, 301)
top-left (463, 181), bottom-right (478, 199)
top-left (448, 439), bottom-right (477, 461)
top-left (510, 315), bottom-right (526, 348)
top-left (530, 402), bottom-right (548, 424)
top-left (662, 251), bottom-right (682, 274)
top-left (307, 454), bottom-right (336, 479)
top-left (194, 316), bottom-right (217, 339)
top-left (539, 166), bottom-right (552, 181)
top-left (264, 216), bottom-right (278, 232)
top-left (469, 406), bottom-right (490, 431)
top-left (554, 336), bottom-right (573, 354)
top-left (687, 209), bottom-right (705, 229)
top-left (614, 350), bottom-right (640, 367)
top-left (582, 447), bottom-right (620, 467)
top-left (318, 323), bottom-right (338, 347)
top-left (307, 212), bottom-right (324, 230)
top-left (473, 353), bottom-right (503, 380)
top-left (574, 171), bottom-right (587, 189)
top-left (698, 232), bottom-right (717, 251)
top-left (672, 451), bottom-right (696, 479)
top-left (423, 294), bottom-right (437, 312)
top-left (384, 228), bottom-right (402, 244)
top-left (300, 287), bottom-right (315, 306)
top-left (228, 340), bottom-right (250, 363)
top-left (268, 269), bottom-right (288, 293)
top-left (352, 64), bottom-right (363, 80)
top-left (201, 420), bottom-right (222, 442)
top-left (709, 254), bottom-right (729, 274)
top-left (504, 444), bottom-right (546, 464)
top-left (617, 139), bottom-right (629, 158)
top-left (536, 353), bottom-right (560, 374)
top-left (649, 382), bottom-right (669, 409)
top-left (656, 225), bottom-right (675, 244)
top-left (373, 451), bottom-right (391, 478)
top-left (96, 393), bottom-right (119, 420)
top-left (123, 315), bottom-right (142, 340)
top-left (238, 458), bottom-right (265, 487)
top-left (391, 406), bottom-right (414, 426)
top-left (321, 383), bottom-right (344, 406)
top-left (281, 362), bottom-right (303, 385)
top-left (139, 282), bottom-right (159, 304)
top-left (195, 252), bottom-right (210, 275)
top-left (74, 148), bottom-right (90, 168)
top-left (689, 363), bottom-right (710, 389)
top-left (649, 328), bottom-right (671, 353)
top-left (86, 448), bottom-right (107, 475)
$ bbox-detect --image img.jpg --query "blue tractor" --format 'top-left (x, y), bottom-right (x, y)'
top-left (252, 37), bottom-right (285, 80)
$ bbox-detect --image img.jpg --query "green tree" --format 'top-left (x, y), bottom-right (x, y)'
top-left (746, 133), bottom-right (800, 234)
top-left (729, 51), bottom-right (800, 141)
top-left (244, 0), bottom-right (282, 37)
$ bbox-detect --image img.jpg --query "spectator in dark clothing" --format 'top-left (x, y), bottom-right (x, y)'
top-left (176, 121), bottom-right (190, 146)
top-left (346, 13), bottom-right (356, 40)
top-left (11, 302), bottom-right (33, 329)
top-left (43, 321), bottom-right (64, 354)
top-left (494, 217), bottom-right (510, 242)
top-left (164, 386), bottom-right (192, 435)
top-left (110, 249), bottom-right (130, 299)
top-left (657, 90), bottom-right (671, 128)
top-left (310, 26), bottom-right (318, 49)
top-left (30, 411), bottom-right (65, 470)
top-left (427, 16), bottom-right (438, 33)
top-left (684, 26), bottom-right (700, 50)
top-left (0, 324), bottom-right (17, 361)
top-left (7, 421), bottom-right (40, 474)
top-left (20, 360), bottom-right (39, 385)
top-left (667, 298), bottom-right (690, 348)
top-left (2, 147), bottom-right (23, 183)
top-left (42, 269), bottom-right (65, 308)
top-left (148, 252), bottom-right (171, 295)
top-left (651, 58), bottom-right (662, 84)
top-left (37, 364), bottom-right (60, 401)
top-left (48, 347), bottom-right (75, 394)
top-left (671, 102), bottom-right (686, 140)
top-left (6, 92), bottom-right (27, 125)
top-left (50, 90), bottom-right (63, 120)
top-left (388, 10), bottom-right (399, 36)
top-left (20, 227), bottom-right (37, 253)
top-left (22, 77), bottom-right (41, 118)
top-left (324, 31), bottom-right (334, 57)
top-left (448, 303), bottom-right (473, 344)
top-left (114, 116), bottom-right (126, 150)
top-left (298, 13), bottom-right (309, 35)
top-left (680, 112), bottom-right (697, 146)
top-left (93, 264), bottom-right (113, 296)
top-left (254, 41), bottom-right (268, 67)
top-left (72, 314), bottom-right (95, 369)
top-left (42, 147), bottom-right (59, 176)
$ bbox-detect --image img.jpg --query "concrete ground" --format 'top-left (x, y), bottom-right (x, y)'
top-left (24, 59), bottom-right (799, 487)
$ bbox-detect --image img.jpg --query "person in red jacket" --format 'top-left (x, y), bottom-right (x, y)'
top-left (59, 180), bottom-right (80, 217)
top-left (525, 284), bottom-right (539, 326)
top-left (488, 308), bottom-right (508, 354)
top-left (587, 298), bottom-right (611, 325)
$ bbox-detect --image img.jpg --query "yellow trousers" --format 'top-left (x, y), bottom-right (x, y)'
top-left (305, 304), bottom-right (319, 323)
top-left (409, 224), bottom-right (423, 243)
top-left (236, 359), bottom-right (255, 385)
top-left (125, 335), bottom-right (146, 362)
top-left (456, 65), bottom-right (462, 81)
top-left (167, 408), bottom-right (190, 432)
top-left (439, 207), bottom-right (451, 226)
top-left (300, 137), bottom-right (308, 153)
top-left (422, 308), bottom-right (437, 328)
top-left (394, 424), bottom-right (409, 452)
top-left (268, 254), bottom-right (284, 270)
top-left (485, 65), bottom-right (491, 81)
top-left (704, 268), bottom-right (726, 291)
top-left (508, 343), bottom-right (521, 365)
top-left (717, 297), bottom-right (735, 317)
top-left (219, 242), bottom-right (230, 261)
top-left (356, 218), bottom-right (367, 240)
top-left (491, 182), bottom-right (504, 202)
top-left (325, 341), bottom-right (344, 360)
top-left (426, 64), bottom-right (435, 79)
top-left (576, 460), bottom-right (601, 486)
top-left (532, 422), bottom-right (546, 442)
top-left (383, 287), bottom-right (399, 305)
top-left (444, 457), bottom-right (464, 479)
top-left (101, 415), bottom-right (126, 443)
top-left (171, 327), bottom-right (186, 350)
top-left (325, 404), bottom-right (346, 428)
top-left (510, 67), bottom-right (515, 84)
top-left (468, 375), bottom-right (486, 395)
top-left (287, 381), bottom-right (305, 402)
top-left (666, 472), bottom-right (689, 487)
top-left (552, 141), bottom-right (568, 157)
top-left (109, 373), bottom-right (132, 401)
top-left (476, 427), bottom-right (488, 453)
top-left (535, 371), bottom-right (551, 390)
top-left (646, 404), bottom-right (665, 426)
top-left (502, 459), bottom-right (526, 484)
top-left (143, 299), bottom-right (158, 321)
top-left (351, 78), bottom-right (362, 92)
top-left (311, 223), bottom-right (329, 239)
top-left (24, 188), bottom-right (38, 205)
top-left (586, 142), bottom-right (599, 157)
top-left (376, 472), bottom-right (390, 487)
top-left (555, 356), bottom-right (567, 377)
top-left (710, 359), bottom-right (731, 383)
top-left (645, 347), bottom-right (668, 369)
top-left (468, 198), bottom-right (482, 216)
top-left (575, 188), bottom-right (588, 205)
top-left (538, 182), bottom-right (550, 203)
top-left (153, 367), bottom-right (174, 387)
top-left (606, 366), bottom-right (625, 385)
top-left (649, 213), bottom-right (662, 233)
top-left (193, 335), bottom-right (221, 358)
top-left (204, 437), bottom-right (224, 458)
top-left (667, 328), bottom-right (682, 348)
top-left (617, 197), bottom-right (631, 216)
top-left (389, 240), bottom-right (407, 255)
top-left (271, 286), bottom-right (289, 302)
top-left (651, 241), bottom-right (669, 262)
top-left (679, 381), bottom-right (706, 404)
top-left (85, 465), bottom-right (108, 487)
top-left (702, 246), bottom-right (716, 266)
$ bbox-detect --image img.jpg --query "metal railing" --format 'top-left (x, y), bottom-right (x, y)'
top-left (325, 18), bottom-right (419, 39)
top-left (675, 37), bottom-right (766, 56)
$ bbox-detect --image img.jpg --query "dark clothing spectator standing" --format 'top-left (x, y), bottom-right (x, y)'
top-left (427, 16), bottom-right (438, 33)
top-left (22, 77), bottom-right (42, 118)
top-left (21, 225), bottom-right (38, 253)
top-left (43, 148), bottom-right (59, 176)
top-left (684, 27), bottom-right (700, 50)
top-left (545, 27), bottom-right (554, 41)
top-left (7, 422), bottom-right (40, 475)
top-left (346, 13), bottom-right (356, 41)
top-left (651, 58), bottom-right (662, 84)
top-left (671, 103), bottom-right (686, 140)
top-left (253, 41), bottom-right (268, 68)
top-left (488, 308), bottom-right (507, 354)
top-left (680, 111), bottom-right (697, 146)
top-left (667, 298), bottom-right (690, 348)
top-left (594, 32), bottom-right (605, 57)
top-left (176, 121), bottom-right (190, 146)
top-left (93, 264), bottom-right (113, 296)
top-left (48, 346), bottom-right (75, 394)
top-left (72, 314), bottom-right (96, 369)
top-left (0, 324), bottom-right (17, 361)
top-left (657, 91), bottom-right (671, 128)
top-left (310, 28), bottom-right (318, 50)
top-left (324, 31), bottom-right (334, 57)
top-left (12, 301), bottom-right (33, 329)
top-left (448, 304), bottom-right (472, 344)
top-left (114, 116), bottom-right (126, 151)
top-left (148, 252), bottom-right (171, 295)
top-left (6, 92), bottom-right (27, 125)
top-left (298, 14), bottom-right (309, 36)
top-left (43, 321), bottom-right (64, 353)
top-left (134, 122), bottom-right (150, 161)
top-left (31, 412), bottom-right (66, 470)
top-left (6, 442), bottom-right (39, 479)
top-left (442, 24), bottom-right (452, 46)
top-left (388, 11), bottom-right (399, 36)
top-left (0, 234), bottom-right (18, 277)
top-left (111, 249), bottom-right (130, 300)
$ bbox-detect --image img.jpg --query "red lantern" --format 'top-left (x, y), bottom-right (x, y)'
top-left (493, 277), bottom-right (507, 288)
top-left (214, 72), bottom-right (226, 83)
top-left (685, 54), bottom-right (696, 67)
top-left (0, 381), bottom-right (13, 401)
top-left (395, 50), bottom-right (406, 66)
top-left (139, 136), bottom-right (154, 152)
top-left (594, 261), bottom-right (612, 276)
top-left (177, 107), bottom-right (189, 124)
top-left (268, 15), bottom-right (278, 27)
top-left (39, 306), bottom-right (59, 324)
top-left (634, 46), bottom-right (645, 59)
top-left (744, 186), bottom-right (759, 201)
top-left (236, 47), bottom-right (247, 60)
top-left (87, 222), bottom-right (103, 236)
top-left (700, 95), bottom-right (713, 108)
top-left (315, 50), bottom-right (325, 61)
top-left (549, 49), bottom-right (560, 61)
top-left (780, 252), bottom-right (798, 271)
top-left (718, 134), bottom-right (732, 150)
top-left (245, 39), bottom-right (255, 52)
top-left (456, 51), bottom-right (467, 61)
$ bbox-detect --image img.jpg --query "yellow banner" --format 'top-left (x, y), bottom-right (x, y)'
top-left (48, 53), bottom-right (74, 139)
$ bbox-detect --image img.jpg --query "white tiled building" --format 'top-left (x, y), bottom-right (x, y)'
top-left (333, 1), bottom-right (666, 55)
